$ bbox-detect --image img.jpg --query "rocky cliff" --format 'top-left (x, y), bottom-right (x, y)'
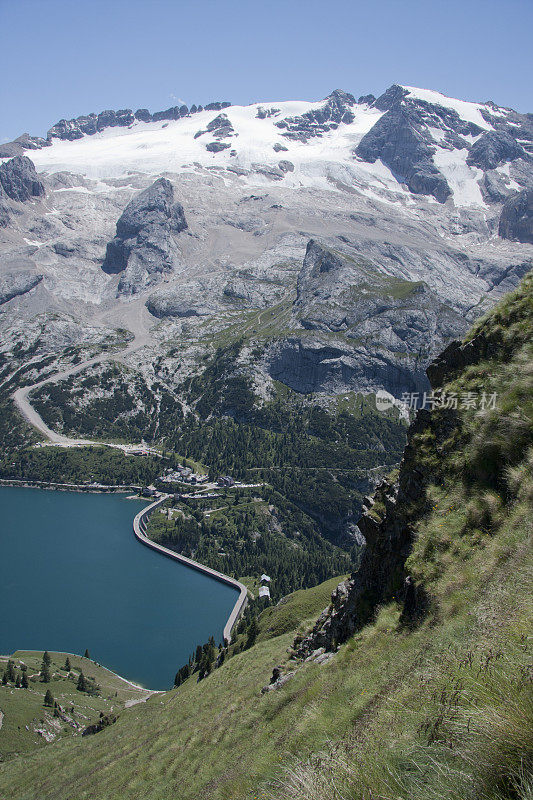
top-left (102, 177), bottom-right (187, 295)
top-left (293, 270), bottom-right (533, 657)
top-left (499, 189), bottom-right (533, 244)
top-left (293, 409), bottom-right (434, 657)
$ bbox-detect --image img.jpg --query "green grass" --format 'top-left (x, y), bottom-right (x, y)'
top-left (257, 575), bottom-right (347, 642)
top-left (0, 651), bottom-right (150, 760)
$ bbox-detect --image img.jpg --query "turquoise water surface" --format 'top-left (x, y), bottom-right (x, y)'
top-left (0, 487), bottom-right (238, 689)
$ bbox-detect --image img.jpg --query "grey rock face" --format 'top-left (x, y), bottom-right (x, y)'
top-left (273, 142), bottom-right (288, 152)
top-left (466, 130), bottom-right (527, 170)
top-left (261, 239), bottom-right (476, 397)
top-left (47, 109), bottom-right (134, 140)
top-left (152, 105), bottom-right (189, 123)
top-left (204, 101), bottom-right (231, 111)
top-left (278, 160), bottom-right (294, 173)
top-left (265, 336), bottom-right (427, 396)
top-left (146, 280), bottom-right (217, 318)
top-left (353, 83), bottom-right (533, 203)
top-left (275, 88), bottom-right (357, 140)
top-left (0, 156), bottom-right (45, 202)
top-left (46, 100), bottom-right (216, 140)
top-left (97, 109), bottom-right (135, 131)
top-left (293, 408), bottom-right (436, 658)
top-left (481, 170), bottom-right (513, 203)
top-left (498, 189), bottom-right (533, 243)
top-left (206, 113), bottom-right (233, 136)
top-left (0, 271), bottom-right (43, 306)
top-left (256, 107), bottom-right (281, 119)
top-left (355, 107), bottom-right (451, 203)
top-left (102, 178), bottom-right (187, 294)
top-left (198, 113), bottom-right (235, 147)
top-left (0, 133), bottom-right (50, 158)
top-left (206, 142), bottom-right (231, 153)
top-left (134, 108), bottom-right (152, 123)
top-left (251, 163), bottom-right (285, 180)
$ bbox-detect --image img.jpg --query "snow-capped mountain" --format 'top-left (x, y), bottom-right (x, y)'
top-left (0, 84), bottom-right (532, 408)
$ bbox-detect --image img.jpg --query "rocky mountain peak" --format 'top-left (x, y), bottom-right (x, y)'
top-left (275, 88), bottom-right (358, 141)
top-left (0, 155), bottom-right (45, 202)
top-left (102, 177), bottom-right (187, 295)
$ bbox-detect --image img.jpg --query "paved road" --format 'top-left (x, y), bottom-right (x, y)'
top-left (133, 496), bottom-right (248, 644)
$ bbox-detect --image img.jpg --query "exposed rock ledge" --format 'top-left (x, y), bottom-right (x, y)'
top-left (0, 271), bottom-right (43, 306)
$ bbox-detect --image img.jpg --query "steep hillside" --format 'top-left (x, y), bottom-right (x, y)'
top-left (1, 270), bottom-right (530, 800)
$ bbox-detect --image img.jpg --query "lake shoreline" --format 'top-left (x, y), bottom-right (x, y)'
top-left (134, 497), bottom-right (249, 644)
top-left (1, 486), bottom-right (238, 689)
top-left (0, 477), bottom-right (141, 494)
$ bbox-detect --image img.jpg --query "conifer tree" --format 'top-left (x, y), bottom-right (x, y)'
top-left (84, 649), bottom-right (91, 659)
top-left (77, 671), bottom-right (87, 692)
top-left (245, 616), bottom-right (259, 649)
top-left (44, 689), bottom-right (54, 707)
top-left (21, 672), bottom-right (29, 689)
top-left (42, 651), bottom-right (52, 667)
top-left (64, 657), bottom-right (71, 672)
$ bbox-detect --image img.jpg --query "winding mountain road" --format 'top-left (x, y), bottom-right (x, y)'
top-left (12, 300), bottom-right (157, 452)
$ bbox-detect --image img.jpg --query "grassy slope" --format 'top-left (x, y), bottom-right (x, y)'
top-left (0, 651), bottom-right (150, 760)
top-left (0, 274), bottom-right (531, 800)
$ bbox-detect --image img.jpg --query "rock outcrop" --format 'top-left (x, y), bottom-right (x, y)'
top-left (275, 89), bottom-right (357, 141)
top-left (264, 240), bottom-right (467, 396)
top-left (355, 106), bottom-right (451, 203)
top-left (0, 134), bottom-right (50, 158)
top-left (0, 156), bottom-right (45, 202)
top-left (293, 408), bottom-right (433, 658)
top-left (0, 271), bottom-right (43, 306)
top-left (498, 189), bottom-right (533, 244)
top-left (195, 113), bottom-right (236, 150)
top-left (45, 101), bottom-right (230, 141)
top-left (102, 178), bottom-right (187, 295)
top-left (466, 130), bottom-right (527, 171)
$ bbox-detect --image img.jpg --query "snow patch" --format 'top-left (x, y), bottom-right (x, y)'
top-left (433, 147), bottom-right (486, 208)
top-left (403, 86), bottom-right (493, 131)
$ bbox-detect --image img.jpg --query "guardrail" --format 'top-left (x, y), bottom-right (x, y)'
top-left (133, 496), bottom-right (248, 644)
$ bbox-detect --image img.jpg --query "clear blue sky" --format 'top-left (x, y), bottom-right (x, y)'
top-left (1, 0), bottom-right (532, 142)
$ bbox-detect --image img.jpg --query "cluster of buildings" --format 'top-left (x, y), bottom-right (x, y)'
top-left (159, 465), bottom-right (209, 486)
top-left (259, 573), bottom-right (271, 600)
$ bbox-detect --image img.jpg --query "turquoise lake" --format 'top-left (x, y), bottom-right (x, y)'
top-left (0, 487), bottom-right (239, 690)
